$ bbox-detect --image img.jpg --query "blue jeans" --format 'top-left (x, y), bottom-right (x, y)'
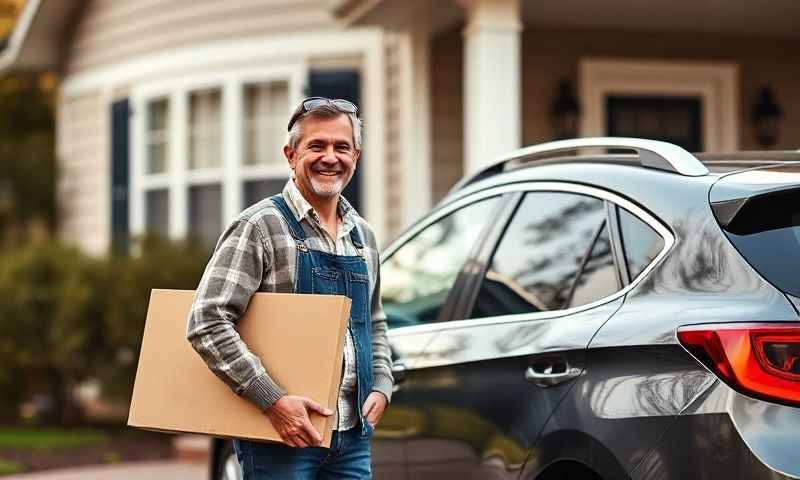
top-left (233, 428), bottom-right (372, 479)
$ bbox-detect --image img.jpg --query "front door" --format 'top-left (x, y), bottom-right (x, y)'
top-left (606, 95), bottom-right (703, 152)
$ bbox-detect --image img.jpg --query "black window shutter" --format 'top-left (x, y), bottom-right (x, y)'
top-left (111, 98), bottom-right (130, 255)
top-left (307, 70), bottom-right (362, 214)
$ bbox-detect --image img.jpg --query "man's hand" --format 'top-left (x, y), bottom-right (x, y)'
top-left (362, 391), bottom-right (388, 428)
top-left (265, 395), bottom-right (333, 448)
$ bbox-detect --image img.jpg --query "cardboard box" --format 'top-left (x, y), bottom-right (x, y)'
top-left (128, 289), bottom-right (351, 447)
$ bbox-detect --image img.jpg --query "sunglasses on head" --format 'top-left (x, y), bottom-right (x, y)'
top-left (287, 97), bottom-right (358, 131)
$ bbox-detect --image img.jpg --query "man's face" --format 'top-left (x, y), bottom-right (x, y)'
top-left (284, 114), bottom-right (360, 203)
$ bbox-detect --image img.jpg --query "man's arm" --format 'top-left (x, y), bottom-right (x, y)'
top-left (186, 219), bottom-right (286, 411)
top-left (370, 270), bottom-right (394, 403)
top-left (363, 266), bottom-right (394, 427)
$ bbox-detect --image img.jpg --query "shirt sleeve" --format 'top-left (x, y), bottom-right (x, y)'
top-left (186, 219), bottom-right (286, 411)
top-left (370, 257), bottom-right (395, 403)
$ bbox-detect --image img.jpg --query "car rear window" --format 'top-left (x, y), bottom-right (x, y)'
top-left (719, 188), bottom-right (800, 297)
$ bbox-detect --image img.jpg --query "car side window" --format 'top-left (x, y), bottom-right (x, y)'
top-left (568, 221), bottom-right (619, 308)
top-left (469, 191), bottom-right (606, 319)
top-left (618, 207), bottom-right (664, 280)
top-left (381, 196), bottom-right (501, 328)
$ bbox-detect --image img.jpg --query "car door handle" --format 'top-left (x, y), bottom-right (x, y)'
top-left (524, 364), bottom-right (582, 388)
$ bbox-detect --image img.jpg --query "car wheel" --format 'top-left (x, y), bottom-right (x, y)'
top-left (216, 441), bottom-right (242, 480)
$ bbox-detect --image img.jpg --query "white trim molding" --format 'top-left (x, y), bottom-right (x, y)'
top-left (579, 58), bottom-right (739, 152)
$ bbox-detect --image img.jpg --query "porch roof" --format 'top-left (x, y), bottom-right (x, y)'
top-left (1, 0), bottom-right (89, 74)
top-left (330, 0), bottom-right (800, 38)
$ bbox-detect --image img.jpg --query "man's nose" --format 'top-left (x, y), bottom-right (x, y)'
top-left (321, 145), bottom-right (338, 162)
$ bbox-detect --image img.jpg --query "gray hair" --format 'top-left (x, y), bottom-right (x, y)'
top-left (286, 104), bottom-right (363, 151)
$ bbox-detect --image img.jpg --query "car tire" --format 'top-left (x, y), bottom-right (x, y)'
top-left (215, 441), bottom-right (243, 480)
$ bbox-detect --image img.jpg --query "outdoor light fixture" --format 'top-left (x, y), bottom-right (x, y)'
top-left (753, 86), bottom-right (783, 148)
top-left (551, 79), bottom-right (581, 140)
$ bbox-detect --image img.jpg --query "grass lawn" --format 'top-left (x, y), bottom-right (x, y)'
top-left (0, 459), bottom-right (23, 475)
top-left (0, 428), bottom-right (108, 450)
top-left (0, 426), bottom-right (172, 474)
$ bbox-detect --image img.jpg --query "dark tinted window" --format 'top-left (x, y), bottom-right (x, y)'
top-left (721, 188), bottom-right (800, 297)
top-left (618, 208), bottom-right (664, 279)
top-left (568, 222), bottom-right (619, 308)
top-left (470, 192), bottom-right (606, 318)
top-left (382, 196), bottom-right (501, 328)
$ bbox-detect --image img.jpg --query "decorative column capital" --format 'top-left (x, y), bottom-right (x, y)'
top-left (457, 0), bottom-right (522, 36)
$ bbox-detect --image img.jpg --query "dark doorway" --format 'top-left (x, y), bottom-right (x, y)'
top-left (606, 96), bottom-right (702, 152)
top-left (308, 69), bottom-right (362, 214)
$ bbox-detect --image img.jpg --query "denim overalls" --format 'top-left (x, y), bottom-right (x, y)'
top-left (233, 195), bottom-right (376, 479)
top-left (269, 194), bottom-right (375, 437)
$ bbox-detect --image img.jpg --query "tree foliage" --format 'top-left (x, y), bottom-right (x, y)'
top-left (0, 74), bottom-right (56, 247)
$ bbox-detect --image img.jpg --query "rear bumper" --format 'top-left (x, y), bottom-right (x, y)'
top-left (632, 381), bottom-right (800, 480)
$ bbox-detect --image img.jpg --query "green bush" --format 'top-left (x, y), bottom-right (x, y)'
top-left (95, 235), bottom-right (210, 401)
top-left (0, 235), bottom-right (210, 423)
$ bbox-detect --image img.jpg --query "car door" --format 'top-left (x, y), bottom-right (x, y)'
top-left (403, 183), bottom-right (629, 480)
top-left (371, 193), bottom-right (509, 480)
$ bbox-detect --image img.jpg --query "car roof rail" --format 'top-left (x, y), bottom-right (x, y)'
top-left (451, 137), bottom-right (710, 193)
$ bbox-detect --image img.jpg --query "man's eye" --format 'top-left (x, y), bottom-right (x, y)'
top-left (336, 145), bottom-right (351, 152)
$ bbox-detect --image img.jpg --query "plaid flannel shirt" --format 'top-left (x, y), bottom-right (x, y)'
top-left (186, 180), bottom-right (393, 430)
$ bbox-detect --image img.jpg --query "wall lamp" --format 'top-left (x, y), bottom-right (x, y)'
top-left (753, 85), bottom-right (783, 148)
top-left (551, 79), bottom-right (581, 140)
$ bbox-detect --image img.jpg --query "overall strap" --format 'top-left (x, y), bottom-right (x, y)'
top-left (269, 194), bottom-right (307, 243)
top-left (348, 223), bottom-right (365, 258)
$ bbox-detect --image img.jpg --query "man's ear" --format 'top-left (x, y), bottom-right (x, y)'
top-left (284, 144), bottom-right (296, 170)
top-left (353, 148), bottom-right (361, 167)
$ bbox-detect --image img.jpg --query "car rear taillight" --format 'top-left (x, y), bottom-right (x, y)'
top-left (677, 323), bottom-right (800, 407)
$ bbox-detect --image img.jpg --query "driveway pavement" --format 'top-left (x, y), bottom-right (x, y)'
top-left (4, 461), bottom-right (207, 480)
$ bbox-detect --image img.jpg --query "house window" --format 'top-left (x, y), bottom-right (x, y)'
top-left (135, 74), bottom-right (296, 243)
top-left (188, 184), bottom-right (222, 247)
top-left (244, 81), bottom-right (289, 166)
top-left (243, 179), bottom-right (286, 209)
top-left (145, 189), bottom-right (169, 236)
top-left (189, 89), bottom-right (222, 170)
top-left (146, 98), bottom-right (169, 174)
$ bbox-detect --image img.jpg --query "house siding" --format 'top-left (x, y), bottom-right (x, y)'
top-left (56, 89), bottom-right (109, 255)
top-left (64, 0), bottom-right (338, 76)
top-left (431, 31), bottom-right (464, 204)
top-left (432, 26), bottom-right (800, 202)
top-left (384, 32), bottom-right (402, 238)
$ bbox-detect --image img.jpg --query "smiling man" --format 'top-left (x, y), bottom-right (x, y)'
top-left (187, 97), bottom-right (393, 479)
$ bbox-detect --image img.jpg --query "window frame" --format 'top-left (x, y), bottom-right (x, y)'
top-left (458, 189), bottom-right (612, 319)
top-left (384, 181), bottom-right (674, 334)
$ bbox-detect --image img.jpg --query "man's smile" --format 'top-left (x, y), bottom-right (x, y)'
top-left (313, 169), bottom-right (342, 177)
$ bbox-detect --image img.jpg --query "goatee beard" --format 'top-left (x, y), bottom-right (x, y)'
top-left (310, 177), bottom-right (345, 198)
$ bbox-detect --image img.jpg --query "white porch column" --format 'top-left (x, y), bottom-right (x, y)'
top-left (461, 0), bottom-right (522, 175)
top-left (399, 30), bottom-right (433, 227)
